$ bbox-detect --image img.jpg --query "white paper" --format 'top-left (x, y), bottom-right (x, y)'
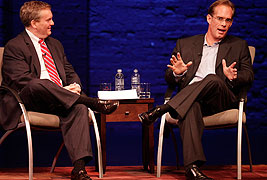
top-left (97, 89), bottom-right (139, 100)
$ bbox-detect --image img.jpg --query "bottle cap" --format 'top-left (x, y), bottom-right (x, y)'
top-left (117, 69), bottom-right (122, 73)
top-left (134, 69), bottom-right (138, 73)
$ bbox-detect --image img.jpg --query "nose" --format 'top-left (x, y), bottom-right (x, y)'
top-left (221, 20), bottom-right (227, 27)
top-left (50, 19), bottom-right (54, 26)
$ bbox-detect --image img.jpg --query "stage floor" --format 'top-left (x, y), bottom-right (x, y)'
top-left (0, 165), bottom-right (267, 179)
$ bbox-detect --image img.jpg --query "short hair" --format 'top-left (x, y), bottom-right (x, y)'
top-left (20, 1), bottom-right (51, 27)
top-left (208, 0), bottom-right (235, 18)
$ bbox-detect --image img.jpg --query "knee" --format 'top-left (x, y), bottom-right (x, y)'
top-left (205, 74), bottom-right (221, 82)
top-left (204, 74), bottom-right (225, 89)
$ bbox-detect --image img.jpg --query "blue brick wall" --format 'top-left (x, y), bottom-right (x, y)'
top-left (0, 0), bottom-right (266, 167)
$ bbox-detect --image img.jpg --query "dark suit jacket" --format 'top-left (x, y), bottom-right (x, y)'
top-left (0, 30), bottom-right (82, 130)
top-left (165, 34), bottom-right (254, 97)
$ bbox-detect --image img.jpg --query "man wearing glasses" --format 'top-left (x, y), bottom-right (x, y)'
top-left (139, 0), bottom-right (254, 179)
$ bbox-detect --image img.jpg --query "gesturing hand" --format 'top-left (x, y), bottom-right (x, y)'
top-left (167, 52), bottom-right (192, 75)
top-left (222, 59), bottom-right (237, 81)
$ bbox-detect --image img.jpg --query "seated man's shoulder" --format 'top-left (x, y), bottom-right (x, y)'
top-left (4, 33), bottom-right (28, 53)
top-left (225, 35), bottom-right (247, 45)
top-left (6, 33), bottom-right (24, 46)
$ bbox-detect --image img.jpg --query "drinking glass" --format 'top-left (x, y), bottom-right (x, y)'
top-left (100, 83), bottom-right (111, 91)
top-left (139, 83), bottom-right (151, 98)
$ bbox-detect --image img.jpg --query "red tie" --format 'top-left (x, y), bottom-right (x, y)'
top-left (39, 39), bottom-right (62, 87)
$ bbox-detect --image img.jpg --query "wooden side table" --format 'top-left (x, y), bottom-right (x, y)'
top-left (95, 98), bottom-right (155, 173)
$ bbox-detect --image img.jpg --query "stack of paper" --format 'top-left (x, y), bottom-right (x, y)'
top-left (97, 89), bottom-right (139, 100)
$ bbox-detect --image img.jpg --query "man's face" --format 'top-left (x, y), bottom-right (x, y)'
top-left (32, 9), bottom-right (54, 39)
top-left (207, 5), bottom-right (233, 42)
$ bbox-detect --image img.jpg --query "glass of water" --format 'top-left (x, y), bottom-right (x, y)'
top-left (139, 83), bottom-right (151, 98)
top-left (100, 83), bottom-right (111, 91)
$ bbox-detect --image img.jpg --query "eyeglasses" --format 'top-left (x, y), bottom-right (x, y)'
top-left (211, 15), bottom-right (233, 25)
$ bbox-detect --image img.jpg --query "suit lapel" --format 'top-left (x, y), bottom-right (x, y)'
top-left (183, 35), bottom-right (204, 86)
top-left (191, 36), bottom-right (205, 76)
top-left (216, 37), bottom-right (231, 69)
top-left (22, 31), bottom-right (41, 76)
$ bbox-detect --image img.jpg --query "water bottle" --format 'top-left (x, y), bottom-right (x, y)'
top-left (131, 69), bottom-right (140, 96)
top-left (115, 69), bottom-right (124, 91)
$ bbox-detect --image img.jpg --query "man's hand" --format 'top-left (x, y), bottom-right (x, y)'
top-left (222, 59), bottom-right (237, 81)
top-left (167, 52), bottom-right (192, 76)
top-left (64, 82), bottom-right (81, 95)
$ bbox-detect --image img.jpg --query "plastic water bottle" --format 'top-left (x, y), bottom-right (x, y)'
top-left (131, 69), bottom-right (140, 96)
top-left (115, 69), bottom-right (124, 91)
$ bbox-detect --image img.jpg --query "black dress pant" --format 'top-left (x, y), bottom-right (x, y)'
top-left (167, 74), bottom-right (237, 167)
top-left (19, 79), bottom-right (93, 163)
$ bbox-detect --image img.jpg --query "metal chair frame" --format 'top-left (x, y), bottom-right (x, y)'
top-left (156, 46), bottom-right (255, 180)
top-left (0, 47), bottom-right (103, 179)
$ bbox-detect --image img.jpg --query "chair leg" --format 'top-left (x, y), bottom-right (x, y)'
top-left (243, 124), bottom-right (253, 172)
top-left (88, 108), bottom-right (103, 178)
top-left (168, 124), bottom-right (179, 169)
top-left (50, 141), bottom-right (65, 173)
top-left (237, 101), bottom-right (244, 180)
top-left (21, 107), bottom-right (34, 180)
top-left (157, 113), bottom-right (166, 178)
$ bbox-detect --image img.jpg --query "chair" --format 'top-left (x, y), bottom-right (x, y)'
top-left (0, 47), bottom-right (103, 180)
top-left (157, 46), bottom-right (255, 179)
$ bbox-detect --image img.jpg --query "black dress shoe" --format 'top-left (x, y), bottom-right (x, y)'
top-left (138, 107), bottom-right (162, 126)
top-left (185, 165), bottom-right (213, 180)
top-left (71, 169), bottom-right (92, 180)
top-left (94, 100), bottom-right (119, 114)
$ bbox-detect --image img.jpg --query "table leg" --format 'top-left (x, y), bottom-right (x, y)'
top-left (148, 124), bottom-right (154, 173)
top-left (142, 124), bottom-right (154, 173)
top-left (142, 124), bottom-right (149, 171)
top-left (148, 101), bottom-right (154, 173)
top-left (100, 114), bottom-right (107, 173)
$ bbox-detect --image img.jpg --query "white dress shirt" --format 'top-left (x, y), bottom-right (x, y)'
top-left (25, 29), bottom-right (63, 85)
top-left (189, 35), bottom-right (220, 85)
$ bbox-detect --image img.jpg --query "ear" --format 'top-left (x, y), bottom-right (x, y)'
top-left (30, 20), bottom-right (37, 29)
top-left (207, 14), bottom-right (212, 24)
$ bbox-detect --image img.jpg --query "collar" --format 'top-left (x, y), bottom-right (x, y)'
top-left (204, 34), bottom-right (221, 47)
top-left (25, 28), bottom-right (41, 44)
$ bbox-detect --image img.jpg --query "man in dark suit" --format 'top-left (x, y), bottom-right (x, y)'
top-left (139, 0), bottom-right (254, 179)
top-left (0, 1), bottom-right (118, 180)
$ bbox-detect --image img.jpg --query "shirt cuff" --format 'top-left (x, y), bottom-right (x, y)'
top-left (173, 70), bottom-right (187, 77)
